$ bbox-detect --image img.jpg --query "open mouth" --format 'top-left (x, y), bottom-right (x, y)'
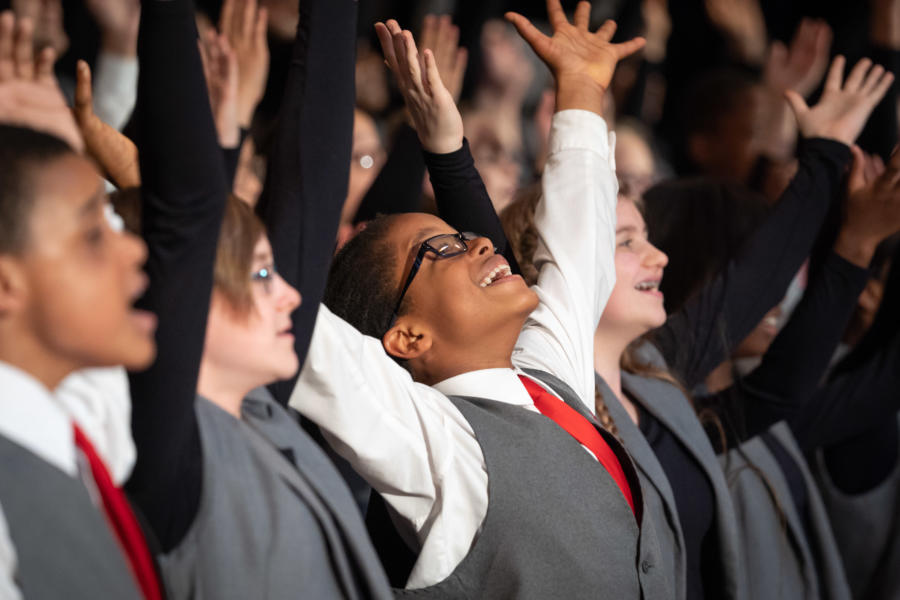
top-left (634, 279), bottom-right (662, 297)
top-left (480, 263), bottom-right (514, 287)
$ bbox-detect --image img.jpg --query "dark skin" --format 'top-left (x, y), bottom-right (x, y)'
top-left (382, 212), bottom-right (536, 385)
top-left (378, 0), bottom-right (645, 386)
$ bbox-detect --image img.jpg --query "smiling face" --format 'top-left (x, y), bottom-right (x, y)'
top-left (382, 213), bottom-right (538, 380)
top-left (204, 234), bottom-right (302, 391)
top-left (3, 154), bottom-right (156, 384)
top-left (596, 199), bottom-right (669, 345)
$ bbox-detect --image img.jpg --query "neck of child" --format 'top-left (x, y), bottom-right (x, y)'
top-left (0, 325), bottom-right (74, 390)
top-left (705, 360), bottom-right (735, 394)
top-left (196, 358), bottom-right (254, 419)
top-left (413, 333), bottom-right (519, 387)
top-left (592, 327), bottom-right (629, 401)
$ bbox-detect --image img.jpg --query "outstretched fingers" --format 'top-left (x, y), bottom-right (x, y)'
top-left (545, 0), bottom-right (568, 29)
top-left (74, 59), bottom-right (94, 118)
top-left (504, 12), bottom-right (548, 54)
top-left (843, 57), bottom-right (872, 92)
top-left (13, 16), bottom-right (33, 81)
top-left (594, 19), bottom-right (617, 42)
top-left (0, 12), bottom-right (13, 82)
top-left (396, 30), bottom-right (426, 96)
top-left (612, 36), bottom-right (647, 59)
top-left (823, 55), bottom-right (845, 92)
top-left (34, 46), bottom-right (55, 84)
top-left (573, 1), bottom-right (591, 29)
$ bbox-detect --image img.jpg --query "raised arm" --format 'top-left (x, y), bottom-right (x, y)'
top-left (508, 0), bottom-right (644, 407)
top-left (126, 0), bottom-right (228, 551)
top-left (257, 0), bottom-right (356, 404)
top-left (372, 19), bottom-right (519, 271)
top-left (656, 55), bottom-right (894, 388)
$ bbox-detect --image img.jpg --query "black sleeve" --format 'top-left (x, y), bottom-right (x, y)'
top-left (125, 0), bottom-right (228, 552)
top-left (694, 251), bottom-right (868, 450)
top-left (823, 419), bottom-right (899, 495)
top-left (653, 138), bottom-right (852, 389)
top-left (222, 128), bottom-right (250, 188)
top-left (257, 0), bottom-right (357, 405)
top-left (353, 123), bottom-right (426, 223)
top-left (789, 244), bottom-right (900, 451)
top-left (424, 139), bottom-right (521, 275)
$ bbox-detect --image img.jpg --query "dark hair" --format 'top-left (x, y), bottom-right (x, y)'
top-left (643, 177), bottom-right (770, 314)
top-left (0, 125), bottom-right (76, 254)
top-left (324, 214), bottom-right (402, 340)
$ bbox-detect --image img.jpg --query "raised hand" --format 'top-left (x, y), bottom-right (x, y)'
top-left (11, 0), bottom-right (68, 55)
top-left (704, 0), bottom-right (767, 64)
top-left (73, 60), bottom-right (140, 188)
top-left (0, 10), bottom-right (81, 150)
top-left (219, 0), bottom-right (269, 128)
top-left (419, 15), bottom-right (468, 103)
top-left (835, 145), bottom-right (900, 266)
top-left (84, 0), bottom-right (140, 57)
top-left (785, 55), bottom-right (894, 145)
top-left (764, 18), bottom-right (832, 98)
top-left (375, 19), bottom-right (463, 154)
top-left (198, 30), bottom-right (240, 148)
top-left (504, 0), bottom-right (645, 114)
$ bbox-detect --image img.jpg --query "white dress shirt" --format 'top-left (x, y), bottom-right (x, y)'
top-left (290, 109), bottom-right (618, 589)
top-left (0, 362), bottom-right (136, 598)
top-left (93, 52), bottom-right (138, 131)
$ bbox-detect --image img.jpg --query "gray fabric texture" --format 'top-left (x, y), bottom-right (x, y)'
top-left (0, 433), bottom-right (142, 599)
top-left (158, 393), bottom-right (391, 600)
top-left (394, 368), bottom-right (663, 600)
top-left (722, 422), bottom-right (850, 600)
top-left (812, 416), bottom-right (900, 600)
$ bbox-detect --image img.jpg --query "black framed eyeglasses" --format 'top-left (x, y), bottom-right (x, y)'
top-left (387, 231), bottom-right (477, 331)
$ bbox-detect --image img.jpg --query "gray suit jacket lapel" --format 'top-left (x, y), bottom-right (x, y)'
top-left (242, 392), bottom-right (391, 600)
top-left (621, 369), bottom-right (747, 600)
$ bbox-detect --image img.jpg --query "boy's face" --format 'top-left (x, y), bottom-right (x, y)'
top-left (7, 154), bottom-right (156, 382)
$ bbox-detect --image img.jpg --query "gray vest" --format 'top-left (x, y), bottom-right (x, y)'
top-left (722, 422), bottom-right (850, 600)
top-left (596, 366), bottom-right (746, 600)
top-left (812, 416), bottom-right (900, 600)
top-left (0, 434), bottom-right (142, 599)
top-left (159, 394), bottom-right (391, 600)
top-left (393, 369), bottom-right (665, 600)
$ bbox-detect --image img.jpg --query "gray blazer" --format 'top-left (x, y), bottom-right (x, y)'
top-left (594, 351), bottom-right (746, 600)
top-left (812, 416), bottom-right (900, 600)
top-left (723, 422), bottom-right (851, 600)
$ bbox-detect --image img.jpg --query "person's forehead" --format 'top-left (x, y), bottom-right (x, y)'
top-left (388, 213), bottom-right (454, 250)
top-left (30, 156), bottom-right (104, 224)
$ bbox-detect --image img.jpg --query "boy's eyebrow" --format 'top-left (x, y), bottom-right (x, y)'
top-left (615, 224), bottom-right (638, 234)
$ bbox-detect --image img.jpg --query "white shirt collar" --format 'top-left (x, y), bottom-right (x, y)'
top-left (0, 361), bottom-right (76, 477)
top-left (432, 367), bottom-right (538, 408)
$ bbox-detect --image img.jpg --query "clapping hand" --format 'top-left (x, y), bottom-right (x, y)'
top-left (764, 18), bottom-right (832, 98)
top-left (504, 0), bottom-right (645, 115)
top-left (786, 55), bottom-right (894, 146)
top-left (199, 30), bottom-right (240, 148)
top-left (375, 19), bottom-right (463, 154)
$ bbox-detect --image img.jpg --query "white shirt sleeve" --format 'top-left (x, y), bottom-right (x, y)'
top-left (289, 305), bottom-right (487, 588)
top-left (513, 110), bottom-right (617, 412)
top-left (0, 505), bottom-right (23, 600)
top-left (92, 52), bottom-right (138, 131)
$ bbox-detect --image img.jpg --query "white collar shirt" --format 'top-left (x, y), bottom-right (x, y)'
top-left (291, 109), bottom-right (618, 589)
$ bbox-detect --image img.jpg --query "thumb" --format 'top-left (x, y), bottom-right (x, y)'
top-left (74, 59), bottom-right (93, 117)
top-left (783, 89), bottom-right (809, 120)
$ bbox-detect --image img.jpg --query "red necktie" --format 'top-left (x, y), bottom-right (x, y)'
top-left (73, 425), bottom-right (163, 600)
top-left (518, 375), bottom-right (636, 517)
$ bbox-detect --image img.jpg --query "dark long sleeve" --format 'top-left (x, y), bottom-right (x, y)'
top-left (257, 0), bottom-right (357, 404)
top-left (789, 244), bottom-right (900, 452)
top-left (126, 0), bottom-right (228, 551)
top-left (353, 123), bottom-right (426, 223)
top-left (424, 139), bottom-right (521, 275)
top-left (654, 138), bottom-right (852, 389)
top-left (694, 251), bottom-right (868, 451)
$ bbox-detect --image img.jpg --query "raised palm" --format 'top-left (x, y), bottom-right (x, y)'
top-left (505, 0), bottom-right (645, 92)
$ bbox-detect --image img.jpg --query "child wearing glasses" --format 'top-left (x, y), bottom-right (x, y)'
top-left (289, 2), bottom-right (668, 597)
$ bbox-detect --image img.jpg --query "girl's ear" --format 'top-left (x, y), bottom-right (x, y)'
top-left (382, 317), bottom-right (433, 361)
